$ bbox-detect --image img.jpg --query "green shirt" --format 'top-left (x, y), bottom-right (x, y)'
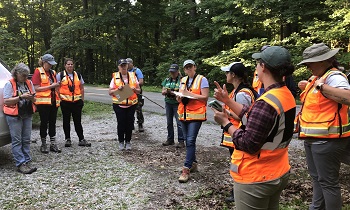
top-left (161, 75), bottom-right (181, 104)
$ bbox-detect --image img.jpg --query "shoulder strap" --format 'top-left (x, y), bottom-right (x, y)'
top-left (234, 83), bottom-right (259, 101)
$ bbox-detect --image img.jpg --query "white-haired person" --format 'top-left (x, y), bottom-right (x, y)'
top-left (3, 63), bottom-right (37, 174)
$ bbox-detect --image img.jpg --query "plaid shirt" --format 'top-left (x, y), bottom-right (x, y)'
top-left (235, 82), bottom-right (286, 154)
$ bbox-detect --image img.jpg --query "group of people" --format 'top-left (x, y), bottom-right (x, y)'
top-left (3, 54), bottom-right (89, 174)
top-left (3, 43), bottom-right (350, 209)
top-left (159, 43), bottom-right (349, 210)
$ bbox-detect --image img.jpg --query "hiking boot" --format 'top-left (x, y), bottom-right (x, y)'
top-left (162, 140), bottom-right (175, 146)
top-left (125, 143), bottom-right (131, 150)
top-left (65, 138), bottom-right (72, 147)
top-left (119, 143), bottom-right (125, 151)
top-left (190, 162), bottom-right (198, 173)
top-left (50, 144), bottom-right (62, 153)
top-left (138, 123), bottom-right (144, 132)
top-left (179, 167), bottom-right (190, 183)
top-left (40, 144), bottom-right (49, 154)
top-left (25, 162), bottom-right (37, 173)
top-left (78, 139), bottom-right (91, 147)
top-left (17, 163), bottom-right (34, 174)
top-left (225, 189), bottom-right (235, 203)
top-left (176, 141), bottom-right (185, 149)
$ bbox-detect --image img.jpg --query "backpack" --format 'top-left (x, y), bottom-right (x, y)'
top-left (60, 71), bottom-right (82, 81)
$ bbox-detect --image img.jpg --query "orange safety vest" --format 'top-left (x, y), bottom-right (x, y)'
top-left (178, 75), bottom-right (207, 121)
top-left (34, 67), bottom-right (60, 107)
top-left (221, 88), bottom-right (256, 149)
top-left (252, 69), bottom-right (263, 93)
top-left (111, 72), bottom-right (138, 105)
top-left (229, 86), bottom-right (295, 184)
top-left (59, 71), bottom-right (82, 102)
top-left (296, 69), bottom-right (350, 139)
top-left (3, 78), bottom-right (36, 116)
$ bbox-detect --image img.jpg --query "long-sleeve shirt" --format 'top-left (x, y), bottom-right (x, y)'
top-left (234, 82), bottom-right (285, 154)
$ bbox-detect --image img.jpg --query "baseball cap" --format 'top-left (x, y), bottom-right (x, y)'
top-left (220, 62), bottom-right (247, 78)
top-left (169, 64), bottom-right (179, 72)
top-left (42, 54), bottom-right (57, 65)
top-left (117, 59), bottom-right (128, 65)
top-left (183, 59), bottom-right (196, 67)
top-left (297, 43), bottom-right (339, 65)
top-left (126, 58), bottom-right (133, 64)
top-left (252, 46), bottom-right (291, 69)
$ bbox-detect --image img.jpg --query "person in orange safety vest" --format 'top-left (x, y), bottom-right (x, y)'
top-left (3, 63), bottom-right (37, 174)
top-left (31, 54), bottom-right (61, 154)
top-left (212, 46), bottom-right (296, 210)
top-left (109, 58), bottom-right (141, 151)
top-left (57, 58), bottom-right (91, 148)
top-left (296, 43), bottom-right (350, 210)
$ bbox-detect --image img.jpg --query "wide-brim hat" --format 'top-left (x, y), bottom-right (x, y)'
top-left (298, 43), bottom-right (339, 65)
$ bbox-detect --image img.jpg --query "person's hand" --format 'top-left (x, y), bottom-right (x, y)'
top-left (314, 78), bottom-right (325, 89)
top-left (213, 81), bottom-right (230, 104)
top-left (211, 106), bottom-right (229, 126)
top-left (298, 80), bottom-right (308, 91)
top-left (21, 92), bottom-right (35, 101)
top-left (161, 89), bottom-right (167, 95)
top-left (118, 86), bottom-right (124, 90)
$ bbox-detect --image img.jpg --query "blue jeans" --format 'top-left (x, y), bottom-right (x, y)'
top-left (6, 115), bottom-right (33, 167)
top-left (165, 102), bottom-right (184, 143)
top-left (180, 121), bottom-right (202, 168)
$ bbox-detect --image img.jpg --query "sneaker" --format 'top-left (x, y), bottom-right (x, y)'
top-left (31, 140), bottom-right (37, 143)
top-left (179, 167), bottom-right (190, 183)
top-left (17, 163), bottom-right (34, 174)
top-left (225, 189), bottom-right (235, 203)
top-left (40, 144), bottom-right (49, 154)
top-left (50, 144), bottom-right (62, 153)
top-left (162, 140), bottom-right (175, 146)
top-left (119, 143), bottom-right (125, 151)
top-left (65, 138), bottom-right (72, 147)
top-left (125, 143), bottom-right (131, 150)
top-left (176, 141), bottom-right (185, 149)
top-left (190, 162), bottom-right (198, 173)
top-left (25, 162), bottom-right (37, 173)
top-left (138, 124), bottom-right (144, 132)
top-left (78, 139), bottom-right (91, 147)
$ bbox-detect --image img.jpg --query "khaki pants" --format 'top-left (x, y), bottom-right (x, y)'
top-left (234, 172), bottom-right (290, 210)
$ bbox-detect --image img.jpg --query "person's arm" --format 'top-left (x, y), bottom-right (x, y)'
top-left (314, 78), bottom-right (350, 105)
top-left (80, 83), bottom-right (84, 101)
top-left (136, 69), bottom-right (144, 86)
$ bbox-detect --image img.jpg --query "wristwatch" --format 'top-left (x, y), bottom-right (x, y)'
top-left (223, 122), bottom-right (233, 132)
top-left (316, 82), bottom-right (324, 91)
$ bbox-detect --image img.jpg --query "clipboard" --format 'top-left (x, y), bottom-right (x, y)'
top-left (172, 91), bottom-right (197, 99)
top-left (114, 85), bottom-right (134, 102)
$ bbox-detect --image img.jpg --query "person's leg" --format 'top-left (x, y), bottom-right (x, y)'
top-left (165, 102), bottom-right (174, 143)
top-left (306, 140), bottom-right (347, 210)
top-left (113, 104), bottom-right (126, 143)
top-left (173, 104), bottom-right (184, 143)
top-left (60, 101), bottom-right (72, 140)
top-left (6, 116), bottom-right (25, 167)
top-left (304, 141), bottom-right (326, 210)
top-left (21, 116), bottom-right (33, 163)
top-left (48, 105), bottom-right (58, 138)
top-left (36, 105), bottom-right (50, 139)
top-left (71, 100), bottom-right (84, 140)
top-left (125, 105), bottom-right (137, 144)
top-left (234, 172), bottom-right (289, 210)
top-left (183, 121), bottom-right (202, 169)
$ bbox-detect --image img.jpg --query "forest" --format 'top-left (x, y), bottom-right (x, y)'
top-left (0, 0), bottom-right (349, 87)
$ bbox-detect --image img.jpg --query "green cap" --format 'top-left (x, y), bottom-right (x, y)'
top-left (252, 46), bottom-right (291, 69)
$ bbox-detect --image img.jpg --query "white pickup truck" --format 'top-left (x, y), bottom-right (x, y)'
top-left (0, 59), bottom-right (12, 146)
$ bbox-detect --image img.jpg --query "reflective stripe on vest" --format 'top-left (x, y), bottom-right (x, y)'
top-left (111, 72), bottom-right (138, 105)
top-left (229, 86), bottom-right (295, 184)
top-left (34, 67), bottom-right (60, 107)
top-left (178, 75), bottom-right (207, 121)
top-left (298, 69), bottom-right (350, 139)
top-left (3, 79), bottom-right (36, 116)
top-left (59, 71), bottom-right (82, 102)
